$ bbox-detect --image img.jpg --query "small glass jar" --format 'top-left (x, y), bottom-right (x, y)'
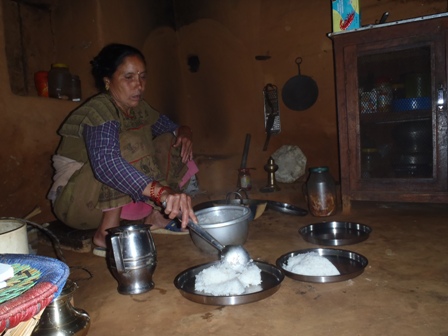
top-left (375, 77), bottom-right (393, 113)
top-left (238, 168), bottom-right (252, 191)
top-left (305, 166), bottom-right (337, 217)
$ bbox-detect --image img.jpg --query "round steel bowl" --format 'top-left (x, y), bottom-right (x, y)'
top-left (266, 201), bottom-right (308, 216)
top-left (193, 199), bottom-right (267, 221)
top-left (190, 205), bottom-right (251, 254)
top-left (299, 221), bottom-right (372, 246)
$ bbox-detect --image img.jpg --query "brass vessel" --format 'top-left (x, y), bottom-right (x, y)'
top-left (31, 279), bottom-right (90, 336)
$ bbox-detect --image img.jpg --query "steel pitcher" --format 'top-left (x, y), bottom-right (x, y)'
top-left (106, 224), bottom-right (157, 295)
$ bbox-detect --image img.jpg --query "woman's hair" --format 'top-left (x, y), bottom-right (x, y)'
top-left (90, 43), bottom-right (146, 91)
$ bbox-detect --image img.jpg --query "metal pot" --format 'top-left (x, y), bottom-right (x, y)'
top-left (393, 152), bottom-right (432, 166)
top-left (0, 219), bottom-right (29, 254)
top-left (193, 191), bottom-right (267, 221)
top-left (31, 279), bottom-right (90, 336)
top-left (393, 164), bottom-right (432, 178)
top-left (281, 57), bottom-right (319, 111)
top-left (393, 120), bottom-right (432, 152)
top-left (190, 206), bottom-right (251, 255)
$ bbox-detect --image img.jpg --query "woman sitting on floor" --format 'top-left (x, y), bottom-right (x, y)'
top-left (48, 43), bottom-right (199, 256)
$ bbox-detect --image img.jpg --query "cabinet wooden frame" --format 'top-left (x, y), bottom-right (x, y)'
top-left (330, 14), bottom-right (448, 212)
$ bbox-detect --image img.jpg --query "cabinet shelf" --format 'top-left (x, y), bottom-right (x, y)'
top-left (360, 110), bottom-right (431, 125)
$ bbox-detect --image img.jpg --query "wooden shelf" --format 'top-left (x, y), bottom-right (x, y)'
top-left (360, 110), bottom-right (431, 125)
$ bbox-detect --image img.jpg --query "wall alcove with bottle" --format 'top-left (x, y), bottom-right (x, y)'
top-left (2, 0), bottom-right (55, 97)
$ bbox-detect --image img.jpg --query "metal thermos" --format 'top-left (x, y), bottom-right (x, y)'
top-left (106, 224), bottom-right (157, 295)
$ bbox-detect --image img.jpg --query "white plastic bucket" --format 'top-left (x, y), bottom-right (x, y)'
top-left (0, 219), bottom-right (29, 254)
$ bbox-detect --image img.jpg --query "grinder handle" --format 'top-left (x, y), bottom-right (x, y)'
top-left (240, 133), bottom-right (251, 169)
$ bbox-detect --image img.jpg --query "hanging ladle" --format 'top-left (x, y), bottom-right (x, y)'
top-left (186, 219), bottom-right (252, 269)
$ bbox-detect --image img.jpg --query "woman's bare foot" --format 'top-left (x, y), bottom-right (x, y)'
top-left (93, 208), bottom-right (121, 248)
top-left (144, 210), bottom-right (171, 229)
top-left (93, 231), bottom-right (107, 249)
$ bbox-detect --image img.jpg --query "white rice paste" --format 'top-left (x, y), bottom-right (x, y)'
top-left (195, 262), bottom-right (262, 296)
top-left (283, 252), bottom-right (340, 276)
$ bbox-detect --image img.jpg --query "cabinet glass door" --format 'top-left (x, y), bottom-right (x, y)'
top-left (358, 46), bottom-right (432, 179)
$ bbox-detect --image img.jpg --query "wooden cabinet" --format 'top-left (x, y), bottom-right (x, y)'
top-left (330, 13), bottom-right (448, 212)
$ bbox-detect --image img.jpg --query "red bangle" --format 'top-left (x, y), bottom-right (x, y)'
top-left (149, 181), bottom-right (157, 200)
top-left (156, 186), bottom-right (170, 206)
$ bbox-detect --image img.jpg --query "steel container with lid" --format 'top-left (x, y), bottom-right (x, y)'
top-left (69, 75), bottom-right (82, 101)
top-left (305, 166), bottom-right (337, 217)
top-left (48, 63), bottom-right (71, 99)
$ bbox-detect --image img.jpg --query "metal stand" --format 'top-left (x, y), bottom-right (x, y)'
top-left (260, 157), bottom-right (281, 193)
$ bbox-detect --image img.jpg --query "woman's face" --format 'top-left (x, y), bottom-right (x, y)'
top-left (106, 55), bottom-right (147, 113)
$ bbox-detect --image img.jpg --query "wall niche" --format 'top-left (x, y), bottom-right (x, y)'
top-left (2, 0), bottom-right (56, 96)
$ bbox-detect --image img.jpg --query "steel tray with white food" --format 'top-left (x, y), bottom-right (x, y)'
top-left (174, 260), bottom-right (284, 305)
top-left (276, 248), bottom-right (368, 283)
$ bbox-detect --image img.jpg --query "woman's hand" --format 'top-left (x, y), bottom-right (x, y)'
top-left (173, 126), bottom-right (193, 163)
top-left (161, 191), bottom-right (198, 229)
top-left (143, 180), bottom-right (197, 229)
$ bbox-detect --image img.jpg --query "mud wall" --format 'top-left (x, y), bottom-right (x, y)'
top-left (0, 0), bottom-right (445, 222)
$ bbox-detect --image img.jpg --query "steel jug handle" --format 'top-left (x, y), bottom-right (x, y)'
top-left (235, 188), bottom-right (249, 199)
top-left (110, 235), bottom-right (126, 273)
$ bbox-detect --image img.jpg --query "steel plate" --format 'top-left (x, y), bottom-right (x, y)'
top-left (276, 248), bottom-right (368, 283)
top-left (174, 260), bottom-right (284, 305)
top-left (266, 201), bottom-right (308, 216)
top-left (299, 221), bottom-right (372, 246)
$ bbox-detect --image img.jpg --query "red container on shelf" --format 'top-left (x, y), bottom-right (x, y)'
top-left (34, 71), bottom-right (49, 97)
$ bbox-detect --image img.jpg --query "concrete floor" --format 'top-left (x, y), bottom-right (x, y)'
top-left (36, 185), bottom-right (448, 336)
